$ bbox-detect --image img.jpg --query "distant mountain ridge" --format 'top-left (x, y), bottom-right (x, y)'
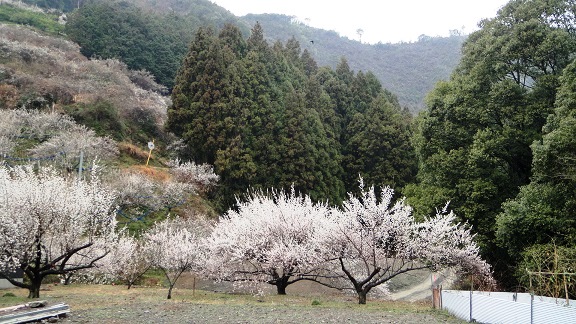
top-left (243, 13), bottom-right (465, 111)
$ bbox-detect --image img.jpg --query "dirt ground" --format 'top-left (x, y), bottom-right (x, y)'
top-left (0, 273), bottom-right (465, 323)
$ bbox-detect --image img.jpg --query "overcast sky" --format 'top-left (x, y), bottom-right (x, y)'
top-left (210, 0), bottom-right (510, 44)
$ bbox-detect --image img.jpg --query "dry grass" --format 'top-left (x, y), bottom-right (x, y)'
top-left (127, 165), bottom-right (171, 182)
top-left (0, 283), bottom-right (431, 312)
top-left (0, 278), bottom-right (465, 323)
top-left (118, 142), bottom-right (153, 161)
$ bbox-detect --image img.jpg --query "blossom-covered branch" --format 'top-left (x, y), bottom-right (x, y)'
top-left (0, 164), bottom-right (118, 298)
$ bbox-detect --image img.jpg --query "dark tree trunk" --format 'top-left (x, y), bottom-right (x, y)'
top-left (274, 275), bottom-right (290, 295)
top-left (28, 277), bottom-right (42, 299)
top-left (63, 273), bottom-right (73, 285)
top-left (276, 283), bottom-right (287, 295)
top-left (167, 285), bottom-right (173, 299)
top-left (357, 290), bottom-right (367, 304)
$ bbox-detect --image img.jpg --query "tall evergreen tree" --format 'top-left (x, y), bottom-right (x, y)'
top-left (168, 27), bottom-right (235, 163)
top-left (169, 22), bottom-right (415, 211)
top-left (343, 92), bottom-right (416, 194)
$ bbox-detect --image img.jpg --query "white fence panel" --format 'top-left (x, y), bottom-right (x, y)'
top-left (471, 293), bottom-right (530, 324)
top-left (533, 299), bottom-right (576, 324)
top-left (442, 290), bottom-right (576, 324)
top-left (442, 290), bottom-right (470, 321)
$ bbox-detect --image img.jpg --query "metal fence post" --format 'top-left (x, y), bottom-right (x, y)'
top-left (470, 290), bottom-right (473, 322)
top-left (530, 292), bottom-right (534, 324)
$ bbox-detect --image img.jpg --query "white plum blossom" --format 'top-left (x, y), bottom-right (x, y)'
top-left (207, 188), bottom-right (333, 295)
top-left (0, 164), bottom-right (118, 298)
top-left (167, 158), bottom-right (219, 193)
top-left (325, 179), bottom-right (493, 304)
top-left (413, 206), bottom-right (492, 278)
top-left (111, 171), bottom-right (163, 212)
top-left (95, 234), bottom-right (151, 289)
top-left (29, 125), bottom-right (118, 171)
top-left (0, 136), bottom-right (16, 158)
top-left (0, 109), bottom-right (77, 157)
top-left (110, 160), bottom-right (219, 223)
top-left (143, 216), bottom-right (208, 299)
top-left (0, 109), bottom-right (77, 140)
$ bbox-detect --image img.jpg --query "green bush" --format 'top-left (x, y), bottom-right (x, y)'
top-left (64, 100), bottom-right (126, 141)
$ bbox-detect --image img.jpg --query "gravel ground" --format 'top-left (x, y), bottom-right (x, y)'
top-left (1, 276), bottom-right (465, 323)
top-left (62, 300), bottom-right (464, 323)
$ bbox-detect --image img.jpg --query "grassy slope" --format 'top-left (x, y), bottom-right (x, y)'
top-left (0, 21), bottom-right (169, 147)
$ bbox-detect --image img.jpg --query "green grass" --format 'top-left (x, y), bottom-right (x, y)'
top-left (0, 4), bottom-right (64, 35)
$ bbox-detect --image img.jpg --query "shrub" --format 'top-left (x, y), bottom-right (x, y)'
top-left (64, 99), bottom-right (126, 140)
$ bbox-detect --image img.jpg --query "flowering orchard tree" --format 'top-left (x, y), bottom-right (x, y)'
top-left (326, 181), bottom-right (493, 304)
top-left (0, 164), bottom-right (118, 298)
top-left (96, 234), bottom-right (150, 289)
top-left (167, 158), bottom-right (219, 193)
top-left (0, 109), bottom-right (77, 141)
top-left (0, 109), bottom-right (77, 158)
top-left (29, 125), bottom-right (118, 172)
top-left (57, 243), bottom-right (112, 285)
top-left (143, 217), bottom-right (208, 299)
top-left (207, 188), bottom-right (333, 295)
top-left (111, 171), bottom-right (166, 212)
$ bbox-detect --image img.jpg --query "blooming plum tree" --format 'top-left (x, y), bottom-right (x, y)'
top-left (29, 125), bottom-right (118, 172)
top-left (0, 109), bottom-right (77, 158)
top-left (166, 158), bottom-right (219, 193)
top-left (207, 188), bottom-right (333, 295)
top-left (96, 234), bottom-right (150, 289)
top-left (326, 180), bottom-right (493, 304)
top-left (143, 217), bottom-right (208, 299)
top-left (0, 164), bottom-right (118, 298)
top-left (111, 171), bottom-right (166, 214)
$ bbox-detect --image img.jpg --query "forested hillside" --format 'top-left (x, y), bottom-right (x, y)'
top-left (243, 13), bottom-right (465, 111)
top-left (0, 20), bottom-right (220, 228)
top-left (0, 22), bottom-right (167, 144)
top-left (407, 0), bottom-right (576, 292)
top-left (58, 0), bottom-right (462, 111)
top-left (64, 0), bottom-right (244, 88)
top-left (167, 23), bottom-right (416, 210)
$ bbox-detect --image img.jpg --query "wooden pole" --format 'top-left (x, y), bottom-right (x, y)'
top-left (192, 276), bottom-right (196, 296)
top-left (564, 274), bottom-right (569, 305)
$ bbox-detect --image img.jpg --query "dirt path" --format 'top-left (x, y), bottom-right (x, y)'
top-left (388, 270), bottom-right (456, 302)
